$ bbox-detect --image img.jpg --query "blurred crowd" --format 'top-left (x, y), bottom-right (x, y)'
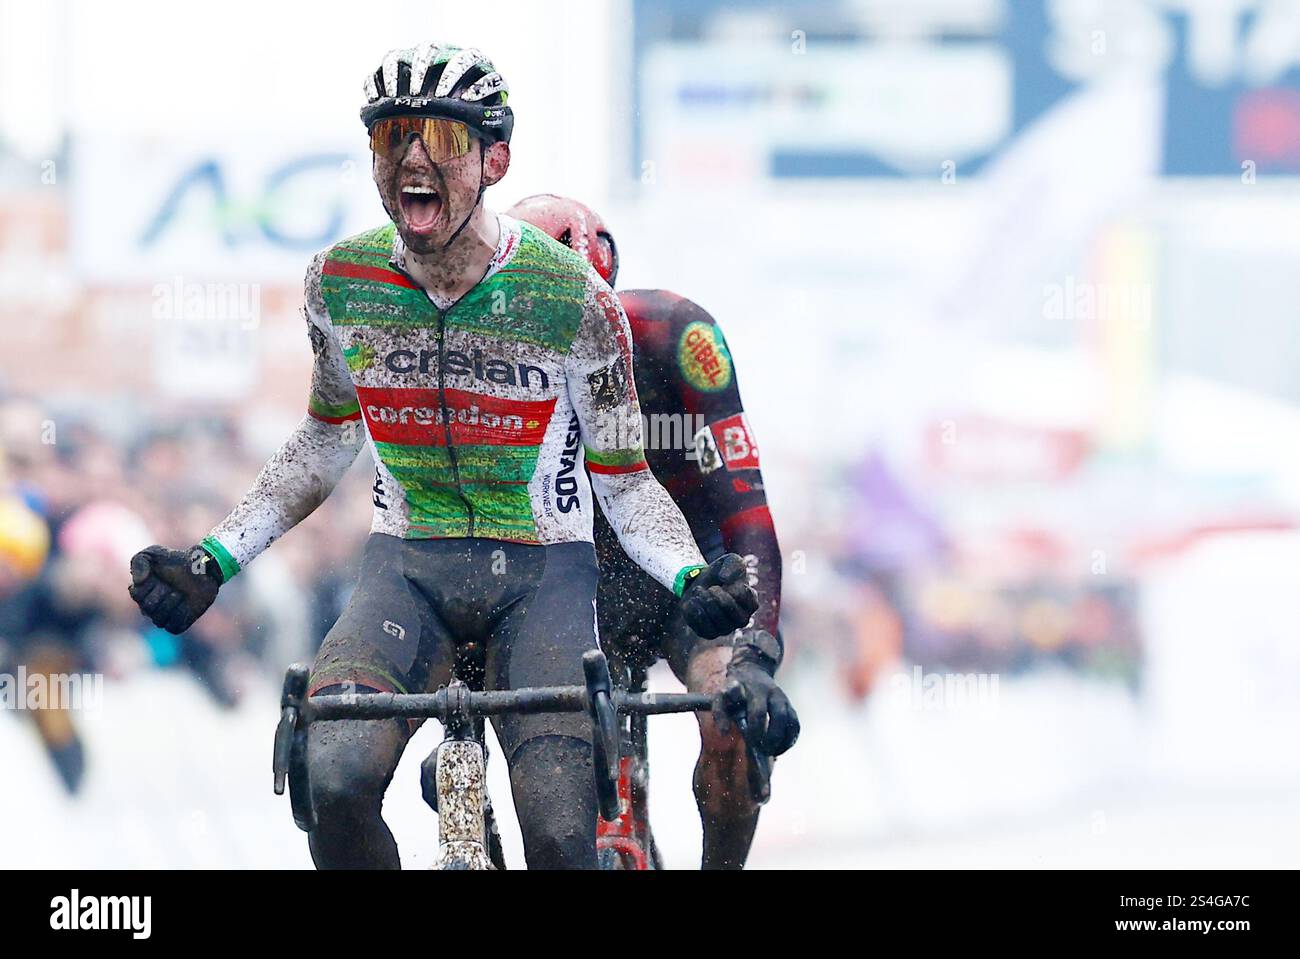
top-left (780, 451), bottom-right (1143, 703)
top-left (1, 384), bottom-right (1143, 795)
top-left (0, 389), bottom-right (373, 791)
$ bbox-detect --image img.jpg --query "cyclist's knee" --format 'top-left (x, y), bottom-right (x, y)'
top-left (686, 644), bottom-right (745, 756)
top-left (524, 823), bottom-right (590, 869)
top-left (685, 642), bottom-right (733, 697)
top-left (698, 714), bottom-right (747, 765)
top-left (307, 721), bottom-right (402, 819)
top-left (508, 735), bottom-right (597, 869)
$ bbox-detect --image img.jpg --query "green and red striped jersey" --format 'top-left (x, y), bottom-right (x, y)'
top-left (202, 215), bottom-right (706, 594)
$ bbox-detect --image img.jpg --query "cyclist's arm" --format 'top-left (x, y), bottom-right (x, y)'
top-left (566, 273), bottom-right (706, 596)
top-left (198, 254), bottom-right (363, 581)
top-left (656, 293), bottom-right (782, 641)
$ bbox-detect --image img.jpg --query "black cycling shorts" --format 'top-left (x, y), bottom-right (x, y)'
top-left (309, 534), bottom-right (600, 759)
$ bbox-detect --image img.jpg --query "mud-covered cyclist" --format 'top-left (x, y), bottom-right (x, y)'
top-left (126, 44), bottom-right (756, 869)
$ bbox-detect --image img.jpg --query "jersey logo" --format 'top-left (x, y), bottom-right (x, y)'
top-left (693, 414), bottom-right (760, 474)
top-left (382, 348), bottom-right (550, 390)
top-left (344, 342), bottom-right (376, 374)
top-left (693, 423), bottom-right (723, 474)
top-left (716, 413), bottom-right (760, 470)
top-left (586, 358), bottom-right (629, 412)
top-left (307, 319), bottom-right (329, 356)
top-left (553, 413), bottom-right (583, 514)
top-left (357, 386), bottom-right (556, 447)
top-left (596, 291), bottom-right (638, 403)
top-left (678, 321), bottom-right (733, 393)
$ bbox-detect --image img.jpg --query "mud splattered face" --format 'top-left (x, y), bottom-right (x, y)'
top-left (372, 132), bottom-right (487, 255)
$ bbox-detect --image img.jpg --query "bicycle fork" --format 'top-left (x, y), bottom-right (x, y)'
top-left (428, 738), bottom-right (495, 870)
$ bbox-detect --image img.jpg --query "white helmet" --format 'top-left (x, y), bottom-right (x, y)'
top-left (360, 43), bottom-right (513, 144)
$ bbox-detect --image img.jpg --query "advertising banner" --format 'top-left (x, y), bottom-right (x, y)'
top-left (70, 135), bottom-right (379, 281)
top-left (634, 0), bottom-right (1300, 179)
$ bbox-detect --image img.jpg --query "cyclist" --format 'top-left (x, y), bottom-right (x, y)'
top-left (126, 44), bottom-right (756, 870)
top-left (508, 195), bottom-right (799, 869)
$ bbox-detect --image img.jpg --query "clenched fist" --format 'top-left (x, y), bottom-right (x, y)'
top-left (679, 553), bottom-right (758, 639)
top-left (128, 545), bottom-right (223, 634)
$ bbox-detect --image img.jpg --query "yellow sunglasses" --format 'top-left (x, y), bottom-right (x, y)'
top-left (369, 116), bottom-right (473, 161)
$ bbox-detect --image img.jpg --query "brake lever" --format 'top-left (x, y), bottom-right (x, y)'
top-left (582, 650), bottom-right (621, 821)
top-left (273, 663), bottom-right (310, 795)
top-left (720, 680), bottom-right (772, 806)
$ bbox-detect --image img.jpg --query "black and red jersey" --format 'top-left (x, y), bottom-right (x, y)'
top-left (593, 289), bottom-right (781, 639)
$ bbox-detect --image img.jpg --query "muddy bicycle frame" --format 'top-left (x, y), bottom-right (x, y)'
top-left (272, 649), bottom-right (752, 869)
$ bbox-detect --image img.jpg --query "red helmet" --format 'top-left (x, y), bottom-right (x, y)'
top-left (507, 194), bottom-right (618, 287)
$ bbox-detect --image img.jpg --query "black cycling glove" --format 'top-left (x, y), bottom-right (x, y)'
top-left (679, 552), bottom-right (758, 639)
top-left (722, 630), bottom-right (800, 757)
top-left (128, 544), bottom-right (223, 635)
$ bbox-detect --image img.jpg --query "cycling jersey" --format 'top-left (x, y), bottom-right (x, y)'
top-left (595, 290), bottom-right (782, 665)
top-left (200, 215), bottom-right (706, 595)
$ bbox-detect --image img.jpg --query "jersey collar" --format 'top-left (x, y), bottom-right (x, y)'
top-left (388, 213), bottom-right (522, 311)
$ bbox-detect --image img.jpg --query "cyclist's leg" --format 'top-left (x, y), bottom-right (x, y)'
top-left (305, 533), bottom-right (452, 869)
top-left (304, 696), bottom-right (407, 869)
top-left (484, 541), bottom-right (601, 870)
top-left (662, 614), bottom-right (760, 870)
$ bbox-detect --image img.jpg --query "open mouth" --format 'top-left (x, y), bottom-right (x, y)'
top-left (399, 186), bottom-right (443, 234)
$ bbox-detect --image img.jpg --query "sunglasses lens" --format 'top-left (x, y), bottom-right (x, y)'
top-left (370, 117), bottom-right (471, 161)
top-left (422, 118), bottom-right (471, 160)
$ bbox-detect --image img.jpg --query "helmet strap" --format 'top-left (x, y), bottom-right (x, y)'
top-left (441, 143), bottom-right (487, 253)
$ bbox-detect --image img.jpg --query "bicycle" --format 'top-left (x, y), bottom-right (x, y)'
top-left (272, 645), bottom-right (768, 869)
top-left (597, 643), bottom-right (772, 870)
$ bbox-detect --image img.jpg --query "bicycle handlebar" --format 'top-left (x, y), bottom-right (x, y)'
top-left (273, 649), bottom-right (771, 814)
top-left (303, 685), bottom-right (714, 721)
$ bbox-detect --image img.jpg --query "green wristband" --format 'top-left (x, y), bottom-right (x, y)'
top-left (199, 536), bottom-right (241, 584)
top-left (673, 564), bottom-right (706, 597)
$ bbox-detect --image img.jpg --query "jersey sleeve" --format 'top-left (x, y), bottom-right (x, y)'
top-left (302, 253), bottom-right (364, 426)
top-left (565, 271), bottom-right (706, 594)
top-left (199, 254), bottom-right (363, 580)
top-left (647, 292), bottom-right (783, 638)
